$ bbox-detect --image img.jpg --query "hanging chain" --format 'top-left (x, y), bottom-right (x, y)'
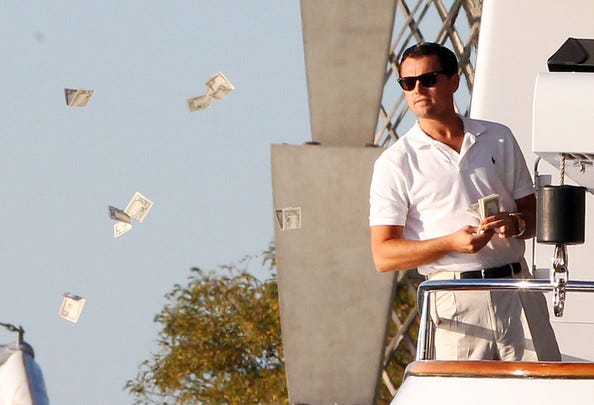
top-left (560, 154), bottom-right (566, 185)
top-left (551, 154), bottom-right (569, 317)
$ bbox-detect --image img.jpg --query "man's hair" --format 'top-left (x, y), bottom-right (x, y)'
top-left (398, 42), bottom-right (459, 76)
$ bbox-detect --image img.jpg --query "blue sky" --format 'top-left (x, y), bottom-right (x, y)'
top-left (0, 2), bottom-right (309, 403)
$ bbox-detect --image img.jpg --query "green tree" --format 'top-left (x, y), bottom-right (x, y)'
top-left (126, 242), bottom-right (420, 404)
top-left (125, 243), bottom-right (287, 404)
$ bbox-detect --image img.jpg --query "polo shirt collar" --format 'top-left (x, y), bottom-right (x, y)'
top-left (406, 115), bottom-right (487, 150)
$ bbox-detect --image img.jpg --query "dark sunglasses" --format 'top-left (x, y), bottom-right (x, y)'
top-left (397, 71), bottom-right (446, 91)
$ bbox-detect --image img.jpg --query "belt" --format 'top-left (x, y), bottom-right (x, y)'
top-left (460, 262), bottom-right (522, 279)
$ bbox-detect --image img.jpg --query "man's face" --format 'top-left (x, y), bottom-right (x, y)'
top-left (398, 55), bottom-right (459, 120)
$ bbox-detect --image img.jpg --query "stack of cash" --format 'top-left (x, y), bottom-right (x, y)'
top-left (467, 193), bottom-right (500, 220)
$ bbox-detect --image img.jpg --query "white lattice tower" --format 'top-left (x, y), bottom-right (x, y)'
top-left (375, 0), bottom-right (482, 148)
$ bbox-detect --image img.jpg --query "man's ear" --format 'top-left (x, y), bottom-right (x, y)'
top-left (451, 73), bottom-right (460, 92)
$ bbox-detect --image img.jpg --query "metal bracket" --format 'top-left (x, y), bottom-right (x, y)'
top-left (573, 160), bottom-right (593, 174)
top-left (552, 244), bottom-right (569, 317)
top-left (0, 322), bottom-right (24, 346)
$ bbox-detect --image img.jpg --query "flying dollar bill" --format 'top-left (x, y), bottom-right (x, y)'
top-left (187, 94), bottom-right (212, 112)
top-left (205, 72), bottom-right (234, 100)
top-left (108, 206), bottom-right (131, 224)
top-left (59, 292), bottom-right (86, 323)
top-left (64, 88), bottom-right (94, 107)
top-left (124, 192), bottom-right (153, 223)
top-left (113, 221), bottom-right (132, 238)
top-left (275, 207), bottom-right (302, 231)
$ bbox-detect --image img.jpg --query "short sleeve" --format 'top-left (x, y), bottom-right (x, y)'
top-left (369, 155), bottom-right (409, 226)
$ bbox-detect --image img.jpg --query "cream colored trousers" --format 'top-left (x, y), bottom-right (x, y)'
top-left (428, 260), bottom-right (561, 361)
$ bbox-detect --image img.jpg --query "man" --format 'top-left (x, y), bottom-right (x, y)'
top-left (369, 42), bottom-right (560, 361)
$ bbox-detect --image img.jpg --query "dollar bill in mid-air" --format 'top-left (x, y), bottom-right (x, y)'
top-left (64, 88), bottom-right (94, 107)
top-left (113, 221), bottom-right (133, 238)
top-left (275, 207), bottom-right (302, 231)
top-left (187, 94), bottom-right (212, 112)
top-left (205, 72), bottom-right (234, 100)
top-left (124, 192), bottom-right (153, 223)
top-left (108, 206), bottom-right (131, 224)
top-left (59, 292), bottom-right (86, 323)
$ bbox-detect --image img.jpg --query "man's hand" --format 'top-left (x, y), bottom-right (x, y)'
top-left (370, 224), bottom-right (496, 272)
top-left (451, 225), bottom-right (495, 252)
top-left (480, 213), bottom-right (520, 239)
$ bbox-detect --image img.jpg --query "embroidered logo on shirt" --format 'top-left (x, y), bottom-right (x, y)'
top-left (491, 156), bottom-right (496, 164)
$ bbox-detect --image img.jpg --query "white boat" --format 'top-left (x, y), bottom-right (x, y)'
top-left (0, 325), bottom-right (49, 405)
top-left (392, 278), bottom-right (594, 404)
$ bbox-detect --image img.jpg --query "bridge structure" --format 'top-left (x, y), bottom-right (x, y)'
top-left (271, 1), bottom-right (483, 403)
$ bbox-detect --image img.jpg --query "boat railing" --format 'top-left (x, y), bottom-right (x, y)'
top-left (416, 278), bottom-right (594, 361)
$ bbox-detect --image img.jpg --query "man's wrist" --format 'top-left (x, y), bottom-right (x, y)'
top-left (510, 213), bottom-right (526, 238)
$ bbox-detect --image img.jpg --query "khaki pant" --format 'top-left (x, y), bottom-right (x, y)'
top-left (428, 260), bottom-right (561, 361)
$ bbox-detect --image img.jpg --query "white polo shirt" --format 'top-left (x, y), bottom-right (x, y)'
top-left (369, 116), bottom-right (534, 276)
